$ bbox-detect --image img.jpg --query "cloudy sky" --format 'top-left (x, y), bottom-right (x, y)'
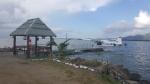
top-left (0, 0), bottom-right (150, 47)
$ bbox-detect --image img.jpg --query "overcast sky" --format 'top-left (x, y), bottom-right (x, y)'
top-left (0, 0), bottom-right (150, 47)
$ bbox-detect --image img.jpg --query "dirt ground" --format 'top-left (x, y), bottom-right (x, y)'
top-left (0, 52), bottom-right (117, 84)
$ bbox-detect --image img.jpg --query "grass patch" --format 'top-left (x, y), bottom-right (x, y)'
top-left (71, 57), bottom-right (102, 67)
top-left (80, 60), bottom-right (102, 67)
top-left (29, 58), bottom-right (120, 84)
top-left (100, 74), bottom-right (120, 84)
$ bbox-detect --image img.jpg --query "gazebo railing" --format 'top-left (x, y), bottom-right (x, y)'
top-left (15, 45), bottom-right (50, 58)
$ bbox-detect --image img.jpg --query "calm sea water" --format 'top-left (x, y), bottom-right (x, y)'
top-left (68, 41), bottom-right (150, 80)
top-left (38, 38), bottom-right (150, 80)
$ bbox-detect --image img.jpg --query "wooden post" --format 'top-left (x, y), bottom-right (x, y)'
top-left (49, 36), bottom-right (53, 58)
top-left (13, 36), bottom-right (16, 55)
top-left (26, 36), bottom-right (30, 58)
top-left (35, 36), bottom-right (38, 56)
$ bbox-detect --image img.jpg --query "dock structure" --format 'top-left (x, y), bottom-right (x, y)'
top-left (80, 48), bottom-right (104, 52)
top-left (10, 18), bottom-right (56, 58)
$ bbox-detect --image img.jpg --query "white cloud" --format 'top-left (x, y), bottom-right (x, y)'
top-left (0, 0), bottom-right (27, 46)
top-left (20, 0), bottom-right (113, 16)
top-left (103, 10), bottom-right (150, 38)
top-left (0, 0), bottom-right (114, 28)
top-left (103, 20), bottom-right (133, 37)
top-left (52, 27), bottom-right (71, 37)
top-left (65, 0), bottom-right (112, 13)
top-left (52, 27), bottom-right (95, 38)
top-left (0, 0), bottom-right (26, 28)
top-left (134, 10), bottom-right (150, 28)
top-left (0, 0), bottom-right (114, 27)
top-left (0, 0), bottom-right (114, 47)
top-left (103, 20), bottom-right (150, 38)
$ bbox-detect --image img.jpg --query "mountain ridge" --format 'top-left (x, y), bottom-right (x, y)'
top-left (123, 33), bottom-right (150, 41)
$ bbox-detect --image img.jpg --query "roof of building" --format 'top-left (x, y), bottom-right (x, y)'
top-left (10, 18), bottom-right (56, 37)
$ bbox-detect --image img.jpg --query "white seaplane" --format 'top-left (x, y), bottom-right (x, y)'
top-left (94, 37), bottom-right (123, 47)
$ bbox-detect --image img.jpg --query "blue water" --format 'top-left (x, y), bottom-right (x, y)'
top-left (69, 41), bottom-right (150, 80)
top-left (38, 38), bottom-right (150, 80)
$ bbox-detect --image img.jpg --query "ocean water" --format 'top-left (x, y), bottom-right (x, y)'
top-left (66, 41), bottom-right (150, 80)
top-left (33, 38), bottom-right (150, 80)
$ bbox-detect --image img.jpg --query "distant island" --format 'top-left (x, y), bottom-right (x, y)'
top-left (123, 33), bottom-right (150, 41)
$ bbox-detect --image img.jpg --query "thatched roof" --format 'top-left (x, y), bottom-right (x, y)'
top-left (10, 18), bottom-right (56, 37)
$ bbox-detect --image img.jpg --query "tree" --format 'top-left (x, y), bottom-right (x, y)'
top-left (47, 37), bottom-right (57, 46)
top-left (47, 38), bottom-right (70, 60)
top-left (57, 39), bottom-right (70, 60)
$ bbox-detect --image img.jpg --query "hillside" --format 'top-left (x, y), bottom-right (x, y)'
top-left (123, 34), bottom-right (150, 41)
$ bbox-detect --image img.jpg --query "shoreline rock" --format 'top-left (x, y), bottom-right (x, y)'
top-left (110, 65), bottom-right (150, 84)
top-left (44, 57), bottom-right (150, 84)
top-left (70, 57), bottom-right (150, 84)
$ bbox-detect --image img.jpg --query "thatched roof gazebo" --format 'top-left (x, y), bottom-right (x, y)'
top-left (10, 18), bottom-right (56, 58)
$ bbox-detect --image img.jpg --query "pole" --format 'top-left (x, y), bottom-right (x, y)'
top-left (66, 33), bottom-right (68, 41)
top-left (13, 36), bottom-right (16, 55)
top-left (49, 36), bottom-right (53, 58)
top-left (35, 36), bottom-right (38, 56)
top-left (26, 36), bottom-right (30, 58)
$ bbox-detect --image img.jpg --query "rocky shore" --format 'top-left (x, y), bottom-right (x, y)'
top-left (109, 65), bottom-right (150, 84)
top-left (47, 57), bottom-right (150, 84)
